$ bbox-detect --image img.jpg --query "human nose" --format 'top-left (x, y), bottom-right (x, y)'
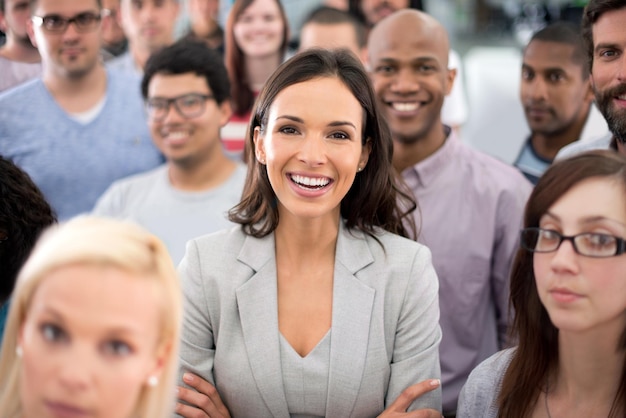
top-left (298, 135), bottom-right (327, 167)
top-left (548, 237), bottom-right (580, 274)
top-left (57, 345), bottom-right (93, 391)
top-left (61, 19), bottom-right (81, 41)
top-left (527, 77), bottom-right (548, 101)
top-left (390, 68), bottom-right (419, 94)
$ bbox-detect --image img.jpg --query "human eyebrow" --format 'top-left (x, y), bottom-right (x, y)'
top-left (595, 42), bottom-right (622, 54)
top-left (275, 115), bottom-right (304, 123)
top-left (327, 121), bottom-right (357, 130)
top-left (579, 216), bottom-right (626, 229)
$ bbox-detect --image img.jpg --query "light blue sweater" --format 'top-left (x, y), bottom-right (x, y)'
top-left (0, 69), bottom-right (162, 220)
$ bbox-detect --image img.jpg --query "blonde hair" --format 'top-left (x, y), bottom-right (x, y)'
top-left (0, 216), bottom-right (182, 418)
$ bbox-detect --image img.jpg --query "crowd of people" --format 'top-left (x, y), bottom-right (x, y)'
top-left (1, 0), bottom-right (626, 417)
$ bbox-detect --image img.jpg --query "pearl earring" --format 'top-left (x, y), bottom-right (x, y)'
top-left (16, 346), bottom-right (23, 358)
top-left (357, 166), bottom-right (363, 172)
top-left (147, 376), bottom-right (158, 387)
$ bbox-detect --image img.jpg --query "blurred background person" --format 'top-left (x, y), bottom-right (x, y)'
top-left (221, 0), bottom-right (288, 159)
top-left (0, 0), bottom-right (163, 220)
top-left (514, 21), bottom-right (598, 185)
top-left (109, 0), bottom-right (179, 73)
top-left (93, 40), bottom-right (246, 265)
top-left (184, 0), bottom-right (223, 52)
top-left (0, 155), bottom-right (56, 341)
top-left (298, 5), bottom-right (367, 64)
top-left (0, 216), bottom-right (182, 418)
top-left (0, 0), bottom-right (42, 92)
top-left (101, 0), bottom-right (127, 58)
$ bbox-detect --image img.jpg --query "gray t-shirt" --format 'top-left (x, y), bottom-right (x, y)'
top-left (92, 163), bottom-right (247, 264)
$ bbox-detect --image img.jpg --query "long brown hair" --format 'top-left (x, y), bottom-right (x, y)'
top-left (498, 150), bottom-right (626, 418)
top-left (224, 0), bottom-right (289, 116)
top-left (228, 49), bottom-right (416, 240)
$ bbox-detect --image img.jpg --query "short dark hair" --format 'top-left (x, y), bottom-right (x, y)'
top-left (582, 0), bottom-right (626, 74)
top-left (528, 21), bottom-right (588, 79)
top-left (229, 49), bottom-right (416, 240)
top-left (141, 39), bottom-right (231, 104)
top-left (348, 0), bottom-right (423, 27)
top-left (0, 155), bottom-right (56, 303)
top-left (29, 0), bottom-right (102, 11)
top-left (303, 6), bottom-right (367, 48)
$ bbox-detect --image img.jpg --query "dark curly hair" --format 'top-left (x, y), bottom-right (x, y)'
top-left (0, 156), bottom-right (56, 303)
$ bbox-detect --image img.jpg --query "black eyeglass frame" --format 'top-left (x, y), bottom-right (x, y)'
top-left (520, 227), bottom-right (626, 258)
top-left (145, 93), bottom-right (215, 122)
top-left (31, 12), bottom-right (103, 34)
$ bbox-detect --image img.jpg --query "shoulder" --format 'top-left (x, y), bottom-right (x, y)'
top-left (455, 142), bottom-right (532, 202)
top-left (106, 68), bottom-right (142, 91)
top-left (458, 347), bottom-right (515, 417)
top-left (555, 133), bottom-right (613, 160)
top-left (0, 78), bottom-right (41, 103)
top-left (111, 165), bottom-right (166, 187)
top-left (104, 165), bottom-right (166, 194)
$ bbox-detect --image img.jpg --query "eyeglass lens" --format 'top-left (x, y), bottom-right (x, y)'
top-left (34, 12), bottom-right (101, 33)
top-left (147, 94), bottom-right (213, 121)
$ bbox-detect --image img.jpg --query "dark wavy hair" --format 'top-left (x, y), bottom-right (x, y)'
top-left (581, 0), bottom-right (626, 74)
top-left (228, 49), bottom-right (416, 240)
top-left (224, 0), bottom-right (289, 116)
top-left (497, 150), bottom-right (626, 418)
top-left (348, 0), bottom-right (422, 27)
top-left (0, 156), bottom-right (56, 303)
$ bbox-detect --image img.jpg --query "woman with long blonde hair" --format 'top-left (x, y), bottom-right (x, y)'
top-left (0, 216), bottom-right (182, 418)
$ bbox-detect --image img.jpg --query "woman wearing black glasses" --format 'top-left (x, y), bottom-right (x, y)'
top-left (457, 150), bottom-right (626, 418)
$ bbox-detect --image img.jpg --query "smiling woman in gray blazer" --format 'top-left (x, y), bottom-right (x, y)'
top-left (175, 49), bottom-right (443, 418)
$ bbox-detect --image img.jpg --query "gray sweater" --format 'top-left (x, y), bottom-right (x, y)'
top-left (456, 348), bottom-right (515, 418)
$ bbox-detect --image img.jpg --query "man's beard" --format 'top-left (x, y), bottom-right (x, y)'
top-left (595, 82), bottom-right (626, 144)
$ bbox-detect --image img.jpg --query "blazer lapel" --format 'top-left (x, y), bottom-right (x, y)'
top-left (236, 233), bottom-right (290, 418)
top-left (326, 224), bottom-right (376, 417)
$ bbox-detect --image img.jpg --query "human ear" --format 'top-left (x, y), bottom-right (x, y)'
top-left (218, 101), bottom-right (232, 127)
top-left (253, 126), bottom-right (266, 164)
top-left (359, 138), bottom-right (372, 170)
top-left (445, 68), bottom-right (457, 96)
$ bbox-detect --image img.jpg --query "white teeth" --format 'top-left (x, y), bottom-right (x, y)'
top-left (391, 102), bottom-right (419, 112)
top-left (164, 132), bottom-right (187, 140)
top-left (291, 174), bottom-right (330, 188)
top-left (618, 94), bottom-right (626, 100)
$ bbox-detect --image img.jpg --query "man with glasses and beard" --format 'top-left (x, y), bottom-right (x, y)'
top-left (557, 0), bottom-right (626, 159)
top-left (0, 0), bottom-right (162, 220)
top-left (0, 0), bottom-right (42, 91)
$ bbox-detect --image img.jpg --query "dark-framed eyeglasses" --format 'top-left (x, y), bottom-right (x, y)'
top-left (31, 12), bottom-right (102, 34)
top-left (0, 236), bottom-right (7, 244)
top-left (146, 93), bottom-right (215, 122)
top-left (520, 227), bottom-right (626, 258)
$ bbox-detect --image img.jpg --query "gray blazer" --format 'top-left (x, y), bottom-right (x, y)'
top-left (177, 221), bottom-right (442, 417)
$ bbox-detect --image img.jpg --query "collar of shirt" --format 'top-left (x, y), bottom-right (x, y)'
top-left (402, 125), bottom-right (456, 189)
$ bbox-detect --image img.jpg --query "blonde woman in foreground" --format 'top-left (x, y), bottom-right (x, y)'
top-left (0, 216), bottom-right (182, 418)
